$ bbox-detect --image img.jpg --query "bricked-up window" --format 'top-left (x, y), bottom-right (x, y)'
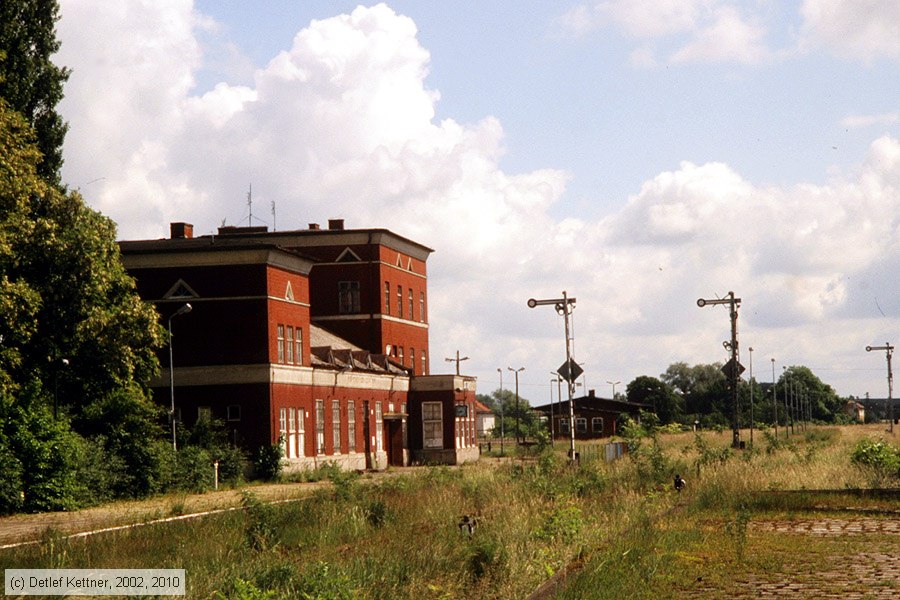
top-left (420, 292), bottom-right (425, 323)
top-left (592, 417), bottom-right (604, 433)
top-left (315, 400), bottom-right (325, 455)
top-left (277, 325), bottom-right (285, 363)
top-left (338, 281), bottom-right (360, 314)
top-left (332, 400), bottom-right (341, 453)
top-left (347, 400), bottom-right (356, 452)
top-left (294, 327), bottom-right (303, 365)
top-left (408, 289), bottom-right (414, 321)
top-left (397, 285), bottom-right (403, 318)
top-left (384, 281), bottom-right (390, 314)
top-left (423, 401), bottom-right (443, 449)
top-left (285, 326), bottom-right (294, 364)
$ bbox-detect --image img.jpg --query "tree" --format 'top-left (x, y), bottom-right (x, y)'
top-left (0, 0), bottom-right (69, 183)
top-left (626, 376), bottom-right (682, 425)
top-left (484, 388), bottom-right (539, 440)
top-left (0, 100), bottom-right (166, 510)
top-left (661, 362), bottom-right (728, 417)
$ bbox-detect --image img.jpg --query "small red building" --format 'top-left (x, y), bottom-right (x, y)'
top-left (119, 220), bottom-right (478, 470)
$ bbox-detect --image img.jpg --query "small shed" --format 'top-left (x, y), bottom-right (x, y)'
top-left (474, 400), bottom-right (495, 440)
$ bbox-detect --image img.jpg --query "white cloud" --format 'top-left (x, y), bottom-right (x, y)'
top-left (800, 0), bottom-right (900, 62)
top-left (669, 6), bottom-right (769, 65)
top-left (841, 112), bottom-right (899, 130)
top-left (558, 0), bottom-right (712, 39)
top-left (55, 1), bottom-right (900, 396)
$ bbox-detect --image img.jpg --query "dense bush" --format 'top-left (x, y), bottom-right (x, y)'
top-left (850, 438), bottom-right (900, 487)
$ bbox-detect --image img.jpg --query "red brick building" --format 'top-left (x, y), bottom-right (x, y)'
top-left (119, 220), bottom-right (478, 470)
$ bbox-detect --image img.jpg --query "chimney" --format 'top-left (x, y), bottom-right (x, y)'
top-left (588, 389), bottom-right (595, 397)
top-left (328, 218), bottom-right (345, 230)
top-left (308, 223), bottom-right (320, 230)
top-left (170, 222), bottom-right (193, 239)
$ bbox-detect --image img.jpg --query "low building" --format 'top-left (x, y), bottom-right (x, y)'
top-left (842, 400), bottom-right (865, 423)
top-left (119, 220), bottom-right (479, 470)
top-left (533, 390), bottom-right (647, 440)
top-left (474, 400), bottom-right (496, 440)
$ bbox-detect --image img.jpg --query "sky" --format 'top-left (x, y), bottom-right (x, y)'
top-left (53, 1), bottom-right (899, 402)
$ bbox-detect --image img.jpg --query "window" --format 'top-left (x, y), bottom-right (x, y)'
top-left (227, 405), bottom-right (241, 421)
top-left (297, 409), bottom-right (305, 457)
top-left (421, 350), bottom-right (427, 375)
top-left (576, 418), bottom-right (587, 433)
top-left (198, 406), bottom-right (211, 421)
top-left (347, 400), bottom-right (356, 452)
top-left (288, 408), bottom-right (297, 458)
top-left (560, 418), bottom-right (571, 434)
top-left (294, 327), bottom-right (303, 365)
top-left (279, 408), bottom-right (287, 453)
top-left (419, 292), bottom-right (425, 322)
top-left (277, 325), bottom-right (285, 363)
top-left (408, 289), bottom-right (414, 321)
top-left (398, 347), bottom-right (404, 365)
top-left (339, 281), bottom-right (361, 314)
top-left (396, 285), bottom-right (403, 318)
top-left (592, 417), bottom-right (604, 433)
top-left (410, 348), bottom-right (415, 373)
top-left (375, 402), bottom-right (384, 452)
top-left (423, 401), bottom-right (443, 449)
top-left (286, 326), bottom-right (294, 365)
top-left (332, 400), bottom-right (342, 453)
top-left (384, 281), bottom-right (390, 314)
top-left (315, 400), bottom-right (325, 455)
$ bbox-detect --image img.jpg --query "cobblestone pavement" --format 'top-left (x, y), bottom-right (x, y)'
top-left (694, 517), bottom-right (900, 599)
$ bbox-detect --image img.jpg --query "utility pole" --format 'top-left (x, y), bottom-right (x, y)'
top-left (697, 292), bottom-right (743, 448)
top-left (445, 351), bottom-right (469, 375)
top-left (866, 343), bottom-right (894, 434)
top-left (749, 347), bottom-right (754, 447)
top-left (783, 367), bottom-right (793, 437)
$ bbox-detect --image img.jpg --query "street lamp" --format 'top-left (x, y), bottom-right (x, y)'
top-left (866, 343), bottom-right (894, 434)
top-left (606, 380), bottom-right (621, 399)
top-left (168, 303), bottom-right (192, 451)
top-left (748, 347), bottom-right (754, 447)
top-left (497, 368), bottom-right (505, 456)
top-left (771, 358), bottom-right (778, 439)
top-left (508, 367), bottom-right (525, 444)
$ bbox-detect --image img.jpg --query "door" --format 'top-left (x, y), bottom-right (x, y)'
top-left (385, 418), bottom-right (405, 466)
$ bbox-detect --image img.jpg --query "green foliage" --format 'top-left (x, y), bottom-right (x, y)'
top-left (215, 578), bottom-right (280, 600)
top-left (536, 505), bottom-right (583, 542)
top-left (295, 562), bottom-right (356, 600)
top-left (693, 432), bottom-right (732, 469)
top-left (466, 535), bottom-right (508, 581)
top-left (242, 491), bottom-right (279, 552)
top-left (626, 376), bottom-right (682, 424)
top-left (253, 443), bottom-right (283, 482)
top-left (850, 438), bottom-right (900, 487)
top-left (0, 0), bottom-right (70, 183)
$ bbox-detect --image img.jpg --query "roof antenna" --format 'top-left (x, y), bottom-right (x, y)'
top-left (247, 183), bottom-right (253, 227)
top-left (271, 201), bottom-right (276, 232)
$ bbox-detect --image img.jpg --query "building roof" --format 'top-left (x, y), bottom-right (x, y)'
top-left (309, 324), bottom-right (408, 375)
top-left (474, 400), bottom-right (494, 414)
top-left (533, 394), bottom-right (648, 414)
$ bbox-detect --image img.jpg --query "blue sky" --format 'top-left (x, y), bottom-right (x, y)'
top-left (55, 1), bottom-right (900, 399)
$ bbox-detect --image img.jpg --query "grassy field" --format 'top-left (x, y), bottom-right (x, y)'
top-left (1, 424), bottom-right (897, 599)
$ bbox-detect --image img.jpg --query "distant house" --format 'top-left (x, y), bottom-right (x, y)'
top-left (533, 390), bottom-right (647, 440)
top-left (474, 400), bottom-right (495, 440)
top-left (842, 400), bottom-right (865, 423)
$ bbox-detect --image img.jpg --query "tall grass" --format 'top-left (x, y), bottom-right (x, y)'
top-left (2, 425), bottom-right (893, 599)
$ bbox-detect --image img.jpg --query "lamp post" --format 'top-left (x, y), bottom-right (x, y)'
top-left (866, 343), bottom-right (894, 434)
top-left (783, 367), bottom-right (792, 437)
top-left (508, 367), bottom-right (525, 444)
top-left (497, 368), bottom-right (505, 456)
top-left (748, 347), bottom-right (754, 447)
top-left (697, 292), bottom-right (742, 448)
top-left (771, 358), bottom-right (778, 439)
top-left (606, 380), bottom-right (621, 399)
top-left (168, 303), bottom-right (192, 451)
top-left (528, 292), bottom-right (578, 460)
